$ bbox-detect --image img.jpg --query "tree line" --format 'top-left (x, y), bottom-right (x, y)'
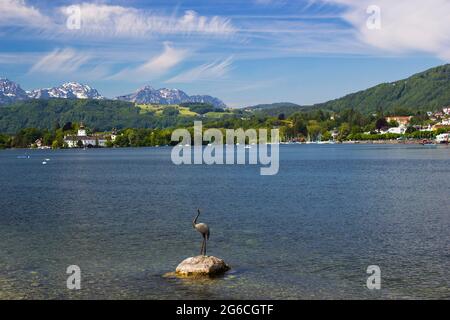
top-left (0, 108), bottom-right (448, 149)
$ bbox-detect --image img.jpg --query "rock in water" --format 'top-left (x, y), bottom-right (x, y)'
top-left (176, 256), bottom-right (230, 277)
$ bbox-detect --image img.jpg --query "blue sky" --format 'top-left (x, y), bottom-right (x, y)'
top-left (1, 0), bottom-right (449, 107)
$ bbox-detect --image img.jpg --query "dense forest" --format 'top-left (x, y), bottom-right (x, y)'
top-left (313, 64), bottom-right (450, 114)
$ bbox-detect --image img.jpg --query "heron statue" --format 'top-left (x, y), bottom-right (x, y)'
top-left (193, 209), bottom-right (210, 256)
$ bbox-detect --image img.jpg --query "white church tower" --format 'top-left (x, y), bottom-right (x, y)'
top-left (78, 122), bottom-right (87, 137)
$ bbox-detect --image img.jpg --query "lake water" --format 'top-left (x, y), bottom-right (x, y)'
top-left (0, 145), bottom-right (449, 299)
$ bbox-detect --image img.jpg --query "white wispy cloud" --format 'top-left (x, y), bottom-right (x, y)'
top-left (166, 56), bottom-right (233, 83)
top-left (318, 0), bottom-right (450, 61)
top-left (0, 0), bottom-right (50, 27)
top-left (136, 43), bottom-right (188, 74)
top-left (0, 1), bottom-right (235, 40)
top-left (109, 43), bottom-right (189, 80)
top-left (58, 3), bottom-right (235, 38)
top-left (29, 48), bottom-right (91, 74)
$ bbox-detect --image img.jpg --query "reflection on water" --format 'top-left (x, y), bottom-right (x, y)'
top-left (0, 145), bottom-right (449, 299)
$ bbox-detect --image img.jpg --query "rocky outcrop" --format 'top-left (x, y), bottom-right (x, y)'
top-left (175, 256), bottom-right (230, 277)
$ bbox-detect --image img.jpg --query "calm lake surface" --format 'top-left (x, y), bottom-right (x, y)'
top-left (0, 145), bottom-right (449, 299)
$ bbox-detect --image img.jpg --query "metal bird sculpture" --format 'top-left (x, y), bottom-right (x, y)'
top-left (193, 209), bottom-right (210, 256)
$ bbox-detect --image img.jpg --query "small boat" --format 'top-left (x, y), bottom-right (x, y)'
top-left (42, 161), bottom-right (47, 165)
top-left (245, 145), bottom-right (251, 149)
top-left (421, 139), bottom-right (437, 146)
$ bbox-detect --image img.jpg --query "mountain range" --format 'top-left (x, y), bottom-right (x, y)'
top-left (0, 79), bottom-right (227, 108)
top-left (27, 82), bottom-right (104, 100)
top-left (1, 64), bottom-right (450, 134)
top-left (2, 63), bottom-right (450, 116)
top-left (116, 85), bottom-right (226, 108)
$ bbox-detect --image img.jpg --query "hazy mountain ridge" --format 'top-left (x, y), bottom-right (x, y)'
top-left (245, 102), bottom-right (304, 117)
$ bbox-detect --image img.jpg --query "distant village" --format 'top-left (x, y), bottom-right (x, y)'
top-left (380, 108), bottom-right (450, 134)
top-left (371, 107), bottom-right (450, 143)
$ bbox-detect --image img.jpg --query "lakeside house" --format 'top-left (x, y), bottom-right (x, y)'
top-left (64, 123), bottom-right (116, 148)
top-left (436, 133), bottom-right (450, 143)
top-left (386, 125), bottom-right (407, 135)
top-left (385, 116), bottom-right (412, 126)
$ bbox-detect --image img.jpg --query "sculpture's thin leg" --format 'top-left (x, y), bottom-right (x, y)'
top-left (204, 238), bottom-right (207, 256)
top-left (200, 239), bottom-right (205, 256)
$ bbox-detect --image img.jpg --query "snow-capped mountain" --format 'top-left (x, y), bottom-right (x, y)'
top-left (0, 78), bottom-right (226, 108)
top-left (116, 86), bottom-right (191, 105)
top-left (117, 85), bottom-right (226, 108)
top-left (27, 82), bottom-right (104, 100)
top-left (0, 78), bottom-right (29, 105)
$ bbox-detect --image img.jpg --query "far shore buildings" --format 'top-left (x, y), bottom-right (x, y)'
top-left (385, 116), bottom-right (413, 126)
top-left (380, 116), bottom-right (412, 135)
top-left (382, 109), bottom-right (450, 135)
top-left (64, 123), bottom-right (117, 148)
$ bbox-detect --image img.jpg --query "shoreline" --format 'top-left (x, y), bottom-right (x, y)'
top-left (340, 140), bottom-right (443, 145)
top-left (0, 141), bottom-right (448, 151)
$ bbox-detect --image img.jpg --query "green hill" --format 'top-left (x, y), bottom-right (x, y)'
top-left (245, 64), bottom-right (450, 116)
top-left (0, 99), bottom-right (236, 134)
top-left (314, 64), bottom-right (450, 114)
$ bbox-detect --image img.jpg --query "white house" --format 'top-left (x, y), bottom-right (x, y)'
top-left (436, 133), bottom-right (449, 144)
top-left (386, 125), bottom-right (407, 135)
top-left (64, 123), bottom-right (112, 148)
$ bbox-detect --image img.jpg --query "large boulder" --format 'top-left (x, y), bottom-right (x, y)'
top-left (175, 256), bottom-right (230, 277)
